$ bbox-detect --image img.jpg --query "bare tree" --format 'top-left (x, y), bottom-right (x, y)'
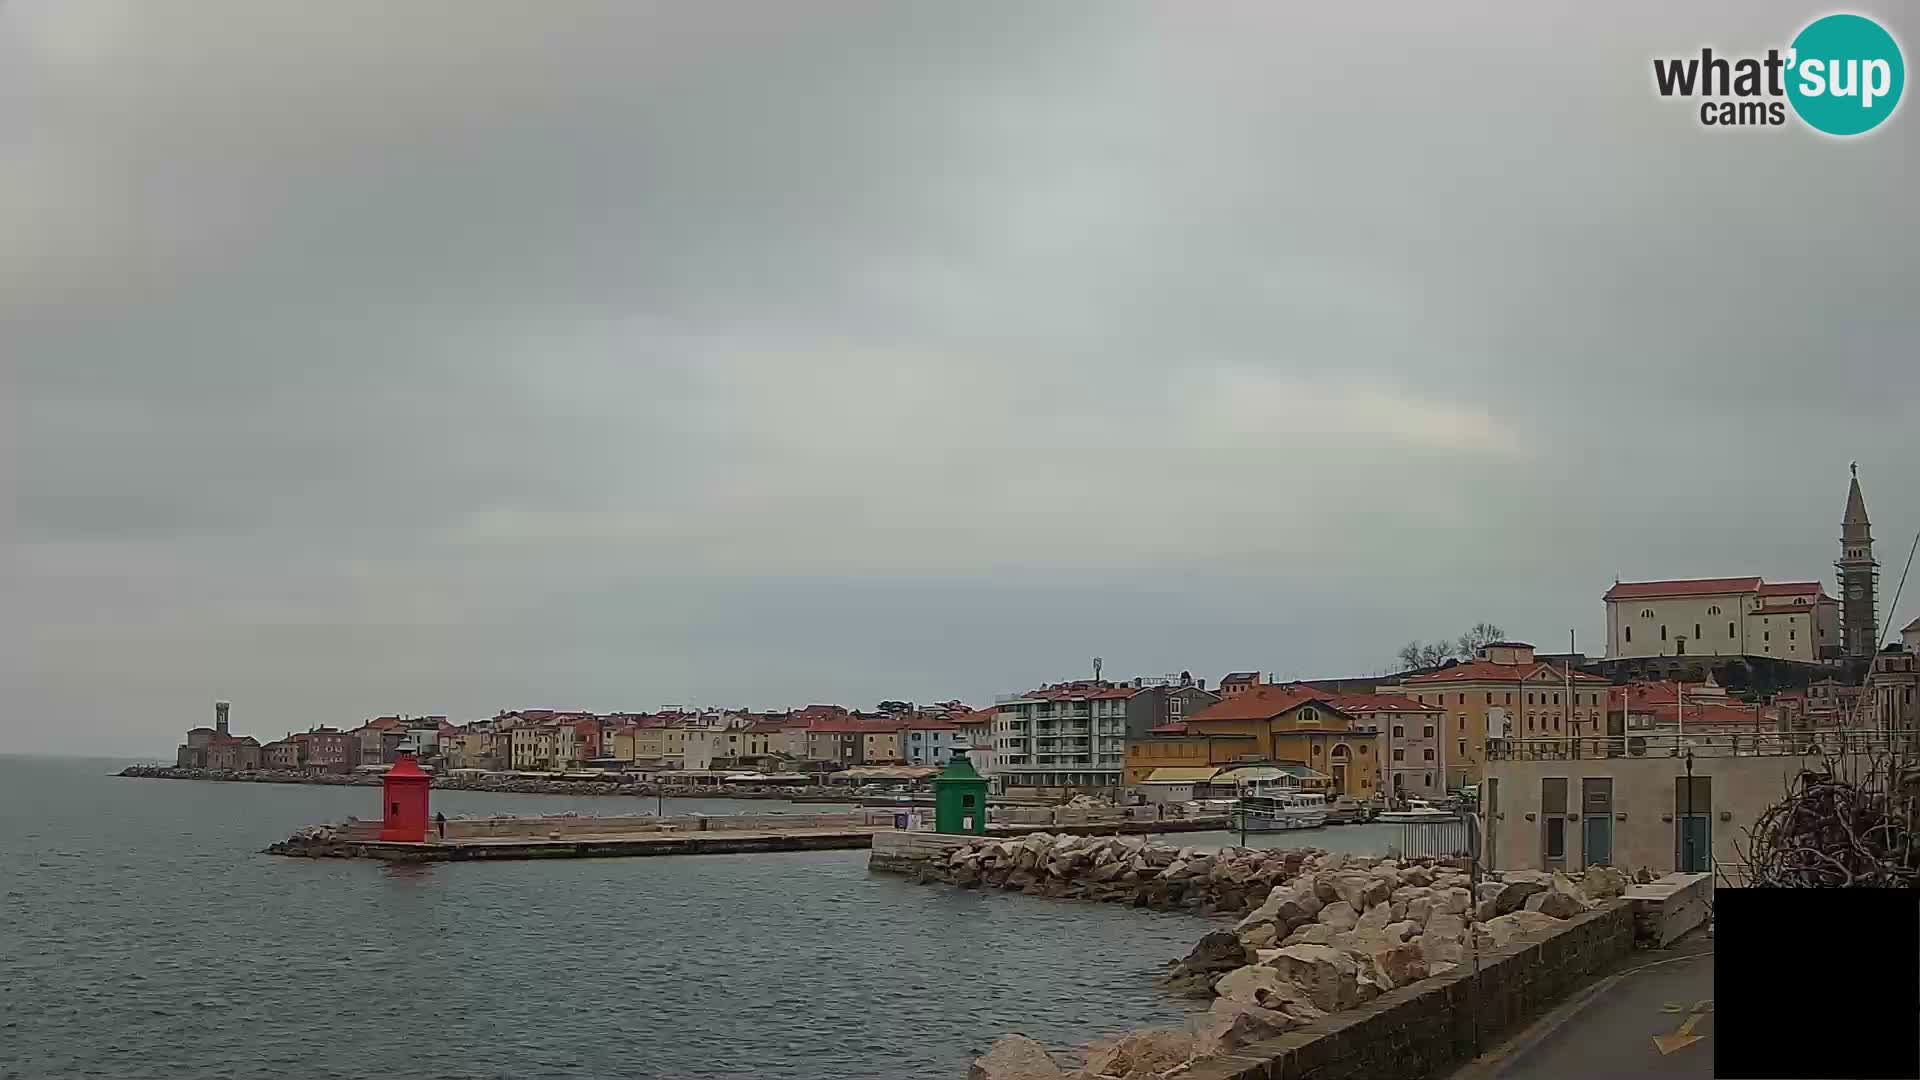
top-left (1396, 623), bottom-right (1508, 672)
top-left (1396, 641), bottom-right (1426, 671)
top-left (1455, 622), bottom-right (1507, 658)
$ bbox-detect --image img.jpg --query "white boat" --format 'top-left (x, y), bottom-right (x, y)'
top-left (1377, 798), bottom-right (1459, 823)
top-left (1229, 785), bottom-right (1328, 832)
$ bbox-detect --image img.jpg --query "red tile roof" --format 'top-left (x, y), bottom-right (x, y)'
top-left (1186, 684), bottom-right (1333, 722)
top-left (1147, 722), bottom-right (1189, 734)
top-left (1324, 692), bottom-right (1442, 714)
top-left (1757, 581), bottom-right (1824, 597)
top-left (1603, 577), bottom-right (1762, 601)
top-left (1402, 660), bottom-right (1607, 685)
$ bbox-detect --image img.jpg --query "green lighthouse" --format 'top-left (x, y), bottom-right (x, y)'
top-left (931, 748), bottom-right (989, 835)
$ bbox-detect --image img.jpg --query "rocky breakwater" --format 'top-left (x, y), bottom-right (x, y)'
top-left (967, 856), bottom-right (1629, 1080)
top-left (911, 833), bottom-right (1316, 913)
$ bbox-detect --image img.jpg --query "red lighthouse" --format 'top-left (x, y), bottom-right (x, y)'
top-left (378, 752), bottom-right (432, 842)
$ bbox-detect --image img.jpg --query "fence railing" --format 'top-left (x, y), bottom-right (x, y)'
top-left (1487, 729), bottom-right (1906, 761)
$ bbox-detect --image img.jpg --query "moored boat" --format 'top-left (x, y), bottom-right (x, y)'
top-left (1228, 784), bottom-right (1328, 832)
top-left (1377, 797), bottom-right (1459, 823)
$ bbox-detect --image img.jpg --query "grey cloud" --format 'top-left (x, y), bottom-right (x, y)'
top-left (4, 0), bottom-right (1916, 754)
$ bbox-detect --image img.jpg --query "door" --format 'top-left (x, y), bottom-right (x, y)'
top-left (1678, 816), bottom-right (1711, 872)
top-left (1581, 778), bottom-right (1613, 868)
top-left (1676, 775), bottom-right (1712, 872)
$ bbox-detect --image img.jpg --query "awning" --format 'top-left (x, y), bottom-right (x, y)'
top-left (1219, 764), bottom-right (1331, 785)
top-left (1140, 767), bottom-right (1225, 784)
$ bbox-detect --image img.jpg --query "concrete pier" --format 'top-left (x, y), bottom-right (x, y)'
top-left (267, 810), bottom-right (1231, 862)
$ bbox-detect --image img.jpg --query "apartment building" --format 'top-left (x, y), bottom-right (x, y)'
top-left (992, 682), bottom-right (1133, 791)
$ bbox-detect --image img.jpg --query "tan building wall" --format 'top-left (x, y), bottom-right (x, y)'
top-left (1485, 750), bottom-right (1858, 882)
top-left (1390, 671), bottom-right (1607, 788)
top-left (1606, 587), bottom-right (1837, 660)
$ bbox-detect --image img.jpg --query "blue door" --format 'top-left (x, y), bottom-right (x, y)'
top-left (1583, 814), bottom-right (1612, 868)
top-left (1678, 815), bottom-right (1711, 872)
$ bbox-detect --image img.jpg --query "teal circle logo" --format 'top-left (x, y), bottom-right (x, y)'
top-left (1787, 14), bottom-right (1904, 135)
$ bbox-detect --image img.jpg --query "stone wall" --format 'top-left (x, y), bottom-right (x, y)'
top-left (1175, 902), bottom-right (1636, 1080)
top-left (331, 811), bottom-right (899, 843)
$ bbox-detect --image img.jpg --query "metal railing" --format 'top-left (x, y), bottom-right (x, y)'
top-left (1487, 728), bottom-right (1906, 761)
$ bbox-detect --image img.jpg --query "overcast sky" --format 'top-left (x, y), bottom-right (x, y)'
top-left (5, 2), bottom-right (1916, 756)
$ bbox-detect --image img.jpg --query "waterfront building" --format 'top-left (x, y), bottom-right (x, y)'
top-left (900, 718), bottom-right (971, 766)
top-left (1603, 577), bottom-right (1839, 663)
top-left (509, 720), bottom-right (578, 771)
top-left (1177, 685), bottom-right (1378, 798)
top-left (294, 727), bottom-right (355, 772)
top-left (1322, 692), bottom-right (1444, 800)
top-left (262, 738), bottom-right (302, 770)
top-left (203, 734), bottom-right (262, 771)
top-left (991, 681), bottom-right (1134, 793)
top-left (1484, 722), bottom-right (1894, 881)
top-left (858, 719), bottom-right (902, 765)
top-left (1384, 642), bottom-right (1608, 788)
top-left (352, 716), bottom-right (410, 767)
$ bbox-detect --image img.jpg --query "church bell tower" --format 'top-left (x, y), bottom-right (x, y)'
top-left (1837, 463), bottom-right (1879, 658)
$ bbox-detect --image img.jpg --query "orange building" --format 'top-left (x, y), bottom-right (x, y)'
top-left (1128, 685), bottom-right (1379, 798)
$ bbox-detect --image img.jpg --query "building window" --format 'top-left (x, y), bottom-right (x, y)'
top-left (1392, 725), bottom-right (1405, 738)
top-left (1393, 749), bottom-right (1405, 762)
top-left (1707, 605), bottom-right (1721, 615)
top-left (1457, 739), bottom-right (1466, 756)
top-left (1505, 693), bottom-right (1513, 705)
top-left (1790, 629), bottom-right (1796, 640)
top-left (1527, 693), bottom-right (1535, 705)
top-left (1423, 725), bottom-right (1435, 738)
top-left (1359, 744), bottom-right (1369, 755)
top-left (1553, 693), bottom-right (1560, 705)
top-left (1641, 608), bottom-right (1654, 618)
top-left (1694, 623), bottom-right (1701, 640)
top-left (1485, 692), bottom-right (1492, 705)
top-left (1764, 631), bottom-right (1770, 642)
top-left (1729, 622), bottom-right (1736, 638)
top-left (1660, 625), bottom-right (1668, 641)
top-left (1625, 626), bottom-right (1632, 643)
top-left (1423, 749), bottom-right (1435, 760)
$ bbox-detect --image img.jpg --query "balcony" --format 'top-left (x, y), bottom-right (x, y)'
top-left (1488, 728), bottom-right (1904, 761)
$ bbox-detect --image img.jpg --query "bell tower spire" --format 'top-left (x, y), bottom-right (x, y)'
top-left (1838, 465), bottom-right (1879, 658)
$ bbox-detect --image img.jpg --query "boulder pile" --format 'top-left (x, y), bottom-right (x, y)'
top-left (909, 833), bottom-right (1319, 913)
top-left (967, 849), bottom-right (1621, 1079)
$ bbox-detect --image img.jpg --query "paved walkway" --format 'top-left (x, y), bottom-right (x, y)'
top-left (1452, 938), bottom-right (1715, 1080)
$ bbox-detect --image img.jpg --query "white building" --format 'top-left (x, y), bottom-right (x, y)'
top-left (992, 684), bottom-right (1133, 791)
top-left (1603, 577), bottom-right (1840, 662)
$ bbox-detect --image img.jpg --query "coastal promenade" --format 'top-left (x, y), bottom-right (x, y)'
top-left (268, 809), bottom-right (1232, 862)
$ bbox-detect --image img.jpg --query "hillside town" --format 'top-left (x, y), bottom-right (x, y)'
top-left (169, 471), bottom-right (1913, 805)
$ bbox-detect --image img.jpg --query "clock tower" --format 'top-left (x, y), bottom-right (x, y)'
top-left (1837, 463), bottom-right (1879, 659)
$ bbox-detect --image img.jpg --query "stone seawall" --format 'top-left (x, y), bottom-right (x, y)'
top-left (1177, 902), bottom-right (1637, 1080)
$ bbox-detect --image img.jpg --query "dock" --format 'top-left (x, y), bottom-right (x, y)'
top-left (267, 809), bottom-right (1232, 862)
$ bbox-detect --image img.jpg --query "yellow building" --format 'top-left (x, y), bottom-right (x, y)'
top-left (1123, 685), bottom-right (1382, 798)
top-left (1122, 730), bottom-right (1258, 785)
top-left (861, 727), bottom-right (902, 764)
top-left (1387, 641), bottom-right (1610, 788)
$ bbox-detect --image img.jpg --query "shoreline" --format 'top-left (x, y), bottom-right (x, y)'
top-left (117, 764), bottom-right (845, 801)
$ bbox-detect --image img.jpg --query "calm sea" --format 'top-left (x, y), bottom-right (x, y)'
top-left (0, 756), bottom-right (1413, 1080)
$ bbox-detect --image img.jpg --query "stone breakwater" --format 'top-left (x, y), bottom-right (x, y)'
top-left (117, 765), bottom-right (822, 800)
top-left (917, 835), bottom-right (1630, 1080)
